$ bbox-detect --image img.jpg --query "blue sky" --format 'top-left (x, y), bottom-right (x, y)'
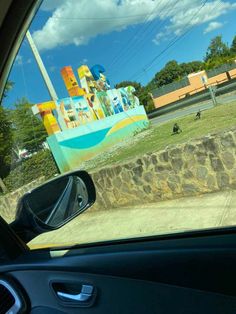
top-left (4, 0), bottom-right (236, 108)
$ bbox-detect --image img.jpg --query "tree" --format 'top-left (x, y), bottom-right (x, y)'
top-left (0, 80), bottom-right (13, 180)
top-left (147, 60), bottom-right (205, 91)
top-left (137, 86), bottom-right (154, 112)
top-left (205, 55), bottom-right (235, 70)
top-left (115, 81), bottom-right (142, 92)
top-left (154, 60), bottom-right (183, 87)
top-left (230, 35), bottom-right (236, 56)
top-left (0, 80), bottom-right (13, 106)
top-left (115, 80), bottom-right (154, 111)
top-left (179, 61), bottom-right (204, 76)
top-left (11, 98), bottom-right (47, 153)
top-left (146, 60), bottom-right (181, 91)
top-left (205, 35), bottom-right (230, 62)
top-left (3, 81), bottom-right (14, 98)
top-left (0, 106), bottom-right (13, 178)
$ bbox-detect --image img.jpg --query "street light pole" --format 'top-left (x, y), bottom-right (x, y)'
top-left (208, 85), bottom-right (217, 107)
top-left (26, 30), bottom-right (58, 101)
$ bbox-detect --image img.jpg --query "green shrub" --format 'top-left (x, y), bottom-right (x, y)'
top-left (144, 99), bottom-right (155, 113)
top-left (3, 150), bottom-right (59, 191)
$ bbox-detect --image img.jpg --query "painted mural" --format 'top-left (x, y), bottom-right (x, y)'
top-left (32, 64), bottom-right (149, 172)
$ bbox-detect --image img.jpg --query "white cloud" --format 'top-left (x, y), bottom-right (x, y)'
top-left (33, 0), bottom-right (158, 50)
top-left (15, 55), bottom-right (23, 65)
top-left (46, 55), bottom-right (54, 62)
top-left (153, 0), bottom-right (236, 44)
top-left (152, 32), bottom-right (165, 45)
top-left (40, 0), bottom-right (63, 11)
top-left (49, 65), bottom-right (57, 72)
top-left (204, 21), bottom-right (223, 33)
top-left (33, 0), bottom-right (236, 51)
top-left (14, 55), bottom-right (32, 66)
top-left (80, 58), bottom-right (88, 64)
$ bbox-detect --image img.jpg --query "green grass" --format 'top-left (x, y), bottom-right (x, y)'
top-left (85, 101), bottom-right (236, 171)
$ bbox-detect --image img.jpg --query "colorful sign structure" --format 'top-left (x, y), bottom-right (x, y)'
top-left (32, 64), bottom-right (149, 173)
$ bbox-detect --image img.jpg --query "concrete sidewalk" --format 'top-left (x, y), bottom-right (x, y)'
top-left (30, 190), bottom-right (236, 248)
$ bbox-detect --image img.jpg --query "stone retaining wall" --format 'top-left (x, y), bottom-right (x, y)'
top-left (91, 127), bottom-right (236, 210)
top-left (1, 128), bottom-right (236, 219)
top-left (0, 177), bottom-right (45, 222)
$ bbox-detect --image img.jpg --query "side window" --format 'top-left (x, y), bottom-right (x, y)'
top-left (1, 0), bottom-right (236, 248)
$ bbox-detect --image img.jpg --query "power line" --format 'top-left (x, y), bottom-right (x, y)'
top-left (127, 0), bottom-right (214, 82)
top-left (109, 0), bottom-right (180, 73)
top-left (108, 0), bottom-right (168, 70)
top-left (108, 0), bottom-right (164, 68)
top-left (110, 0), bottom-right (179, 70)
top-left (37, 12), bottom-right (154, 20)
top-left (146, 1), bottom-right (209, 70)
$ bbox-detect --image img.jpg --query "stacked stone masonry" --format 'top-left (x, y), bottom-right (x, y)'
top-left (0, 128), bottom-right (236, 220)
top-left (91, 127), bottom-right (236, 210)
top-left (0, 177), bottom-right (45, 222)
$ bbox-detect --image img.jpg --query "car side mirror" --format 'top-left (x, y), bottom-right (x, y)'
top-left (10, 171), bottom-right (96, 243)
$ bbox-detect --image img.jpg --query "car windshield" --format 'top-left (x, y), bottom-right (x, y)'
top-left (1, 0), bottom-right (236, 249)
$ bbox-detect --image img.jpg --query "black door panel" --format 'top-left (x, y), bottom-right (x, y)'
top-left (8, 270), bottom-right (236, 314)
top-left (3, 232), bottom-right (236, 296)
top-left (1, 232), bottom-right (236, 313)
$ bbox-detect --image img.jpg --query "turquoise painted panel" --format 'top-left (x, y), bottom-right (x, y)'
top-left (59, 127), bottom-right (111, 149)
top-left (47, 106), bottom-right (149, 173)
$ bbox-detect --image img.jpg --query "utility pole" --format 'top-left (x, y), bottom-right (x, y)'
top-left (208, 85), bottom-right (217, 107)
top-left (26, 31), bottom-right (58, 101)
top-left (26, 31), bottom-right (67, 130)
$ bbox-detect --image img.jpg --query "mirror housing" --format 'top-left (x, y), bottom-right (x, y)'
top-left (10, 171), bottom-right (96, 243)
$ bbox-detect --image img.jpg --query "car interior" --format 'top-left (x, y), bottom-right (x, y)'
top-left (1, 1), bottom-right (236, 314)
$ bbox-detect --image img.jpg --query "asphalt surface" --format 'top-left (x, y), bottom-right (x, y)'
top-left (151, 93), bottom-right (236, 126)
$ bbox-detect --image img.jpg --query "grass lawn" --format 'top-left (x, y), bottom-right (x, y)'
top-left (84, 101), bottom-right (236, 171)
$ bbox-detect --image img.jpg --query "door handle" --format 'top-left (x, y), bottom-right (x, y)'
top-left (57, 284), bottom-right (94, 302)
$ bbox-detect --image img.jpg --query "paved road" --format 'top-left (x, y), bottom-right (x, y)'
top-left (30, 190), bottom-right (236, 248)
top-left (151, 93), bottom-right (236, 126)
